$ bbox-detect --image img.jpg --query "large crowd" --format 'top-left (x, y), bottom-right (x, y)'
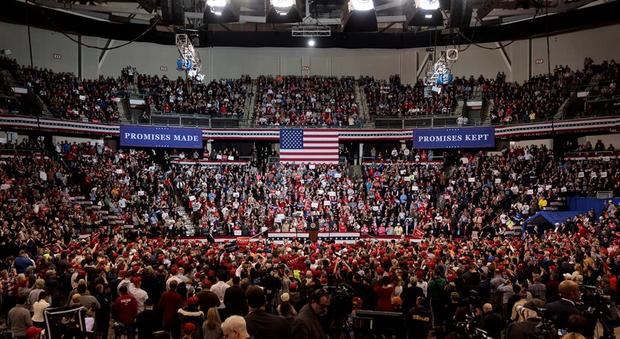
top-left (359, 75), bottom-right (464, 117)
top-left (135, 74), bottom-right (252, 118)
top-left (0, 140), bottom-right (617, 338)
top-left (254, 76), bottom-right (360, 126)
top-left (1, 56), bottom-right (618, 126)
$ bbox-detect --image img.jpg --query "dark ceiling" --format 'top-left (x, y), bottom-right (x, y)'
top-left (1, 0), bottom-right (619, 49)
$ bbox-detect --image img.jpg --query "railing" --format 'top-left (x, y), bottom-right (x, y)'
top-left (374, 115), bottom-right (464, 129)
top-left (149, 113), bottom-right (242, 128)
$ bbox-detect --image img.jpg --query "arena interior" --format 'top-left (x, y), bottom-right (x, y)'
top-left (0, 0), bottom-right (619, 338)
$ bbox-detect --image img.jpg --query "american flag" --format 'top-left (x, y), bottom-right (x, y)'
top-left (280, 129), bottom-right (340, 164)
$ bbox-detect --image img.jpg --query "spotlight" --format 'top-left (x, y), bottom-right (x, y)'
top-left (349, 0), bottom-right (375, 11)
top-left (266, 0), bottom-right (302, 23)
top-left (416, 0), bottom-right (440, 10)
top-left (272, 0), bottom-right (294, 13)
top-left (203, 0), bottom-right (240, 23)
top-left (405, 0), bottom-right (443, 26)
top-left (342, 0), bottom-right (378, 32)
top-left (308, 39), bottom-right (316, 47)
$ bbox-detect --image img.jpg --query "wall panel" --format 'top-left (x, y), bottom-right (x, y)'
top-left (1, 21), bottom-right (619, 83)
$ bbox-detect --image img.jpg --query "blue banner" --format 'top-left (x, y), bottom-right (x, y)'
top-left (120, 125), bottom-right (203, 149)
top-left (412, 127), bottom-right (495, 149)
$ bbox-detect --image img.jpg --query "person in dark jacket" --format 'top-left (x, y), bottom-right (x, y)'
top-left (14, 250), bottom-right (34, 274)
top-left (545, 280), bottom-right (581, 331)
top-left (224, 276), bottom-right (246, 317)
top-left (477, 303), bottom-right (505, 339)
top-left (177, 296), bottom-right (204, 339)
top-left (407, 296), bottom-right (431, 339)
top-left (136, 298), bottom-right (162, 339)
top-left (290, 289), bottom-right (330, 339)
top-left (243, 286), bottom-right (289, 339)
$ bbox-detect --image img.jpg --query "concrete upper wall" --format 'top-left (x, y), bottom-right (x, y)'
top-left (1, 21), bottom-right (619, 84)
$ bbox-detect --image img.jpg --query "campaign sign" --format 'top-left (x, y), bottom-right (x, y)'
top-left (120, 125), bottom-right (203, 149)
top-left (412, 127), bottom-right (495, 149)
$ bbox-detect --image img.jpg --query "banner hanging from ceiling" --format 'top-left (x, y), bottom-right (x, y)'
top-left (412, 127), bottom-right (495, 149)
top-left (120, 125), bottom-right (203, 149)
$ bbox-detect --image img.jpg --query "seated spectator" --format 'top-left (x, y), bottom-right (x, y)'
top-left (255, 75), bottom-right (359, 126)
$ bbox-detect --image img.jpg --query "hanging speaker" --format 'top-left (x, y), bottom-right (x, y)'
top-left (446, 48), bottom-right (459, 61)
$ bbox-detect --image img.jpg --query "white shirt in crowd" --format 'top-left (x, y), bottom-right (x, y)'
top-left (210, 281), bottom-right (229, 309)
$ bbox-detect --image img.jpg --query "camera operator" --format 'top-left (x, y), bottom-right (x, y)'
top-left (505, 298), bottom-right (545, 339)
top-left (545, 280), bottom-right (581, 331)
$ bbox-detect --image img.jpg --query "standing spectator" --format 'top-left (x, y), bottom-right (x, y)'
top-left (178, 296), bottom-right (204, 339)
top-left (276, 292), bottom-right (297, 320)
top-left (528, 274), bottom-right (546, 301)
top-left (374, 276), bottom-right (395, 312)
top-left (31, 291), bottom-right (50, 329)
top-left (290, 290), bottom-right (330, 339)
top-left (159, 280), bottom-right (184, 335)
top-left (428, 271), bottom-right (448, 329)
top-left (244, 286), bottom-right (289, 339)
top-left (506, 299), bottom-right (545, 339)
top-left (545, 280), bottom-right (581, 331)
top-left (113, 285), bottom-right (138, 338)
top-left (497, 279), bottom-right (515, 317)
top-left (7, 295), bottom-right (33, 339)
top-left (210, 271), bottom-right (230, 309)
top-left (136, 299), bottom-right (162, 339)
top-left (221, 316), bottom-right (250, 339)
top-left (14, 251), bottom-right (34, 274)
top-left (224, 276), bottom-right (246, 317)
top-left (477, 303), bottom-right (504, 339)
top-left (407, 296), bottom-right (432, 339)
top-left (202, 307), bottom-right (224, 339)
top-left (94, 283), bottom-right (112, 339)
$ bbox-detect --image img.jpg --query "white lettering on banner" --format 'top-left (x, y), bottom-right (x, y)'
top-left (124, 132), bottom-right (199, 143)
top-left (173, 135), bottom-right (199, 142)
top-left (418, 135), bottom-right (464, 142)
top-left (418, 134), bottom-right (490, 143)
top-left (126, 133), bottom-right (172, 141)
top-left (465, 134), bottom-right (489, 141)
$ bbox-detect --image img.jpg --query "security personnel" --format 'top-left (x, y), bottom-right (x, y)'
top-left (407, 296), bottom-right (432, 339)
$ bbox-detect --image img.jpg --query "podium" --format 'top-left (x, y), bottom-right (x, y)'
top-left (309, 230), bottom-right (319, 242)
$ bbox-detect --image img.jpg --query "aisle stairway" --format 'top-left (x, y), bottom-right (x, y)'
top-left (176, 206), bottom-right (196, 236)
top-left (354, 83), bottom-right (370, 125)
top-left (242, 82), bottom-right (258, 125)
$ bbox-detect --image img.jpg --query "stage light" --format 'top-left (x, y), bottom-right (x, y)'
top-left (204, 0), bottom-right (240, 23)
top-left (342, 0), bottom-right (378, 32)
top-left (416, 0), bottom-right (440, 10)
top-left (272, 0), bottom-right (295, 14)
top-left (405, 0), bottom-right (443, 26)
top-left (207, 0), bottom-right (227, 15)
top-left (266, 0), bottom-right (302, 23)
top-left (308, 39), bottom-right (316, 47)
top-left (349, 0), bottom-right (375, 11)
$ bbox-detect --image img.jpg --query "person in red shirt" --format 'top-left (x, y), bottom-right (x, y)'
top-left (159, 280), bottom-right (184, 335)
top-left (113, 285), bottom-right (138, 338)
top-left (374, 276), bottom-right (396, 312)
